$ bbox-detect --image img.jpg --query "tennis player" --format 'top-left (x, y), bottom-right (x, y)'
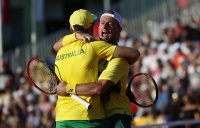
top-left (56, 10), bottom-right (139, 128)
top-left (55, 9), bottom-right (139, 128)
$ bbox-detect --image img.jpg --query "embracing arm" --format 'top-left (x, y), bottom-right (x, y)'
top-left (74, 59), bottom-right (130, 96)
top-left (76, 80), bottom-right (114, 96)
top-left (56, 80), bottom-right (114, 96)
top-left (113, 46), bottom-right (140, 65)
top-left (56, 58), bottom-right (129, 96)
top-left (53, 32), bottom-right (95, 53)
top-left (53, 38), bottom-right (63, 53)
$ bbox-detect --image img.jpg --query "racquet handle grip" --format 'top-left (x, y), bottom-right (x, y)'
top-left (70, 94), bottom-right (92, 109)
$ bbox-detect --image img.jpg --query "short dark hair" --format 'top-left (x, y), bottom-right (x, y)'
top-left (72, 24), bottom-right (93, 35)
top-left (73, 25), bottom-right (86, 32)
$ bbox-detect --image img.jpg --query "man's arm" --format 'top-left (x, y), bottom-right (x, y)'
top-left (75, 58), bottom-right (128, 96)
top-left (53, 32), bottom-right (94, 53)
top-left (53, 38), bottom-right (63, 53)
top-left (91, 41), bottom-right (140, 65)
top-left (56, 80), bottom-right (114, 96)
top-left (113, 46), bottom-right (140, 65)
top-left (53, 33), bottom-right (78, 53)
top-left (76, 80), bottom-right (114, 96)
top-left (56, 58), bottom-right (129, 96)
top-left (54, 33), bottom-right (140, 65)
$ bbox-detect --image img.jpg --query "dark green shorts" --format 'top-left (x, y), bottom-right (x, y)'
top-left (56, 119), bottom-right (108, 128)
top-left (106, 114), bottom-right (132, 128)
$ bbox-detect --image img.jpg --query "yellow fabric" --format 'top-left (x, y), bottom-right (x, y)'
top-left (69, 9), bottom-right (95, 30)
top-left (62, 33), bottom-right (77, 46)
top-left (98, 58), bottom-right (128, 84)
top-left (98, 58), bottom-right (132, 117)
top-left (55, 39), bottom-right (116, 121)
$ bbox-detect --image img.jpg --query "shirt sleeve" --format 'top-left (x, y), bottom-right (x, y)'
top-left (98, 58), bottom-right (129, 84)
top-left (90, 41), bottom-right (117, 61)
top-left (62, 33), bottom-right (77, 46)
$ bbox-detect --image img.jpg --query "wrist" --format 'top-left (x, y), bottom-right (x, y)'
top-left (66, 83), bottom-right (76, 94)
top-left (74, 31), bottom-right (82, 39)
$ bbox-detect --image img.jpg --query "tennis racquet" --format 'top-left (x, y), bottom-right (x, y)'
top-left (126, 73), bottom-right (158, 108)
top-left (26, 57), bottom-right (92, 109)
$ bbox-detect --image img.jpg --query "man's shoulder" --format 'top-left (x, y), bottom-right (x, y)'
top-left (90, 40), bottom-right (115, 48)
top-left (90, 40), bottom-right (108, 45)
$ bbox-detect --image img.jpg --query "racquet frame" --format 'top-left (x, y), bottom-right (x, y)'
top-left (127, 73), bottom-right (159, 108)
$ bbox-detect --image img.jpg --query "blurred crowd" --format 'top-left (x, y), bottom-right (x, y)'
top-left (120, 10), bottom-right (200, 127)
top-left (0, 61), bottom-right (56, 128)
top-left (1, 9), bottom-right (200, 128)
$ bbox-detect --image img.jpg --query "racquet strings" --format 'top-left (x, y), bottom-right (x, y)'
top-left (131, 75), bottom-right (156, 106)
top-left (28, 59), bottom-right (57, 94)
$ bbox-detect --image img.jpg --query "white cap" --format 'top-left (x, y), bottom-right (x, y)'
top-left (100, 10), bottom-right (122, 28)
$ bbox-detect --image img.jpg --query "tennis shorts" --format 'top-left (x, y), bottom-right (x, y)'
top-left (106, 114), bottom-right (132, 128)
top-left (56, 119), bottom-right (108, 128)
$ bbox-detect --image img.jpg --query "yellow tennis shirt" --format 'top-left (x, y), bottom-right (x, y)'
top-left (62, 33), bottom-right (77, 46)
top-left (98, 58), bottom-right (132, 117)
top-left (55, 34), bottom-right (116, 121)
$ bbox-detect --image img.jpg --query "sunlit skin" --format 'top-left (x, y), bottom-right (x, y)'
top-left (99, 16), bottom-right (122, 45)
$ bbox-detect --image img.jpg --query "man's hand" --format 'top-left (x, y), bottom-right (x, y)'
top-left (56, 80), bottom-right (68, 96)
top-left (75, 32), bottom-right (95, 42)
top-left (53, 38), bottom-right (63, 53)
